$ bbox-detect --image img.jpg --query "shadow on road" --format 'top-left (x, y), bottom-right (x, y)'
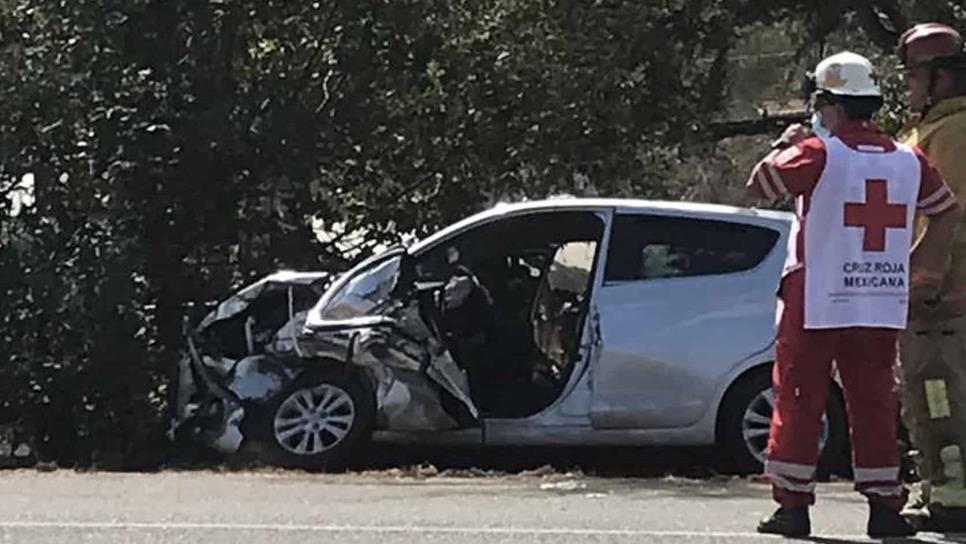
top-left (347, 444), bottom-right (728, 478)
top-left (165, 442), bottom-right (863, 491)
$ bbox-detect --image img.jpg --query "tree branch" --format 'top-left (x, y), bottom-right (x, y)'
top-left (385, 162), bottom-right (449, 205)
top-left (710, 111), bottom-right (809, 140)
top-left (294, 0), bottom-right (343, 97)
top-left (854, 0), bottom-right (905, 52)
top-left (871, 0), bottom-right (908, 35)
top-left (315, 70), bottom-right (349, 115)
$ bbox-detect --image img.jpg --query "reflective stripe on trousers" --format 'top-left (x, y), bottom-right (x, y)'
top-left (767, 272), bottom-right (907, 510)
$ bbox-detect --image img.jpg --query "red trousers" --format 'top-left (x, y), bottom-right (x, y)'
top-left (766, 272), bottom-right (907, 510)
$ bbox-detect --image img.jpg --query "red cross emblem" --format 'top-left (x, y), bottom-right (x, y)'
top-left (844, 179), bottom-right (907, 252)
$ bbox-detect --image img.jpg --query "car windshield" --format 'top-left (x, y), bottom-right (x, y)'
top-left (317, 255), bottom-right (402, 320)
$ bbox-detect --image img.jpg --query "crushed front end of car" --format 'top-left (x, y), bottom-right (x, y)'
top-left (169, 271), bottom-right (331, 454)
top-left (170, 251), bottom-right (483, 460)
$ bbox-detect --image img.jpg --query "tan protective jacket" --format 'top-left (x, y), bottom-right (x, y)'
top-left (900, 95), bottom-right (966, 319)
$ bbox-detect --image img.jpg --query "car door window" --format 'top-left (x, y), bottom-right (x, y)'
top-left (604, 214), bottom-right (779, 282)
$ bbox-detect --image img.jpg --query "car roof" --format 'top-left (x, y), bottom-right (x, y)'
top-left (410, 197), bottom-right (793, 253)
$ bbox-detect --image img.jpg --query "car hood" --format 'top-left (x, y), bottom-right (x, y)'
top-left (195, 271), bottom-right (332, 334)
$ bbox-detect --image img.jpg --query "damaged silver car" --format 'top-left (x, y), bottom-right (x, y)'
top-left (171, 199), bottom-right (851, 473)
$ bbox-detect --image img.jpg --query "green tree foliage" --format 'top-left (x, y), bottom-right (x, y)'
top-left (0, 0), bottom-right (961, 466)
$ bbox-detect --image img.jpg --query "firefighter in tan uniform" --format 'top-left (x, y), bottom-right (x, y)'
top-left (896, 23), bottom-right (966, 531)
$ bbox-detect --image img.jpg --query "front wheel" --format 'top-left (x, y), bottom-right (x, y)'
top-left (252, 369), bottom-right (375, 470)
top-left (718, 369), bottom-right (849, 477)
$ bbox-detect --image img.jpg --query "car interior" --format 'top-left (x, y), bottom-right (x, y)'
top-left (414, 211), bottom-right (605, 418)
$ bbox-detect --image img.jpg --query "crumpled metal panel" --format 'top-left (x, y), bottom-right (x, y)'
top-left (197, 271), bottom-right (329, 331)
top-left (225, 355), bottom-right (297, 403)
top-left (300, 252), bottom-right (479, 429)
top-left (378, 298), bottom-right (476, 419)
top-left (169, 339), bottom-right (247, 454)
top-left (171, 344), bottom-right (300, 453)
top-left (200, 355), bottom-right (236, 379)
top-left (303, 296), bottom-right (478, 428)
top-left (366, 366), bottom-right (461, 430)
top-left (210, 406), bottom-right (245, 453)
top-left (266, 310), bottom-right (310, 358)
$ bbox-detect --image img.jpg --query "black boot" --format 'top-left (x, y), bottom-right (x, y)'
top-left (920, 505), bottom-right (966, 533)
top-left (757, 506), bottom-right (811, 537)
top-left (868, 502), bottom-right (917, 538)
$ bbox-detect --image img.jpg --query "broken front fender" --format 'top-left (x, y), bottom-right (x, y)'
top-left (302, 282), bottom-right (479, 431)
top-left (171, 334), bottom-right (305, 454)
top-left (169, 351), bottom-right (245, 455)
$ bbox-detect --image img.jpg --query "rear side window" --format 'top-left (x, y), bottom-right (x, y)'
top-left (604, 214), bottom-right (779, 282)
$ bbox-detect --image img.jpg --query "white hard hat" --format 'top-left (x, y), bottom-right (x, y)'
top-left (812, 51), bottom-right (881, 97)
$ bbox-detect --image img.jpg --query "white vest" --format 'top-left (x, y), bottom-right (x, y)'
top-left (801, 136), bottom-right (920, 329)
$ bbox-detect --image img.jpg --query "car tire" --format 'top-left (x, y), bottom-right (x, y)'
top-left (718, 367), bottom-right (849, 477)
top-left (251, 367), bottom-right (375, 470)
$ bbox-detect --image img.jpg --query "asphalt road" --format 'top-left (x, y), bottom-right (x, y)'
top-left (0, 470), bottom-right (963, 544)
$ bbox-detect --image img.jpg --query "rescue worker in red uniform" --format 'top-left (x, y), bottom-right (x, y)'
top-left (745, 51), bottom-right (962, 538)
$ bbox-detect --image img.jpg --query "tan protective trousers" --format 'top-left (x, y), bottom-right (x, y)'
top-left (900, 315), bottom-right (966, 507)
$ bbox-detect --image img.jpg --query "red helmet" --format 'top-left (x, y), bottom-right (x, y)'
top-left (897, 23), bottom-right (963, 65)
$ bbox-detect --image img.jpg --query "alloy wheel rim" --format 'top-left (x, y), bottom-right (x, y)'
top-left (273, 384), bottom-right (356, 455)
top-left (742, 388), bottom-right (829, 465)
